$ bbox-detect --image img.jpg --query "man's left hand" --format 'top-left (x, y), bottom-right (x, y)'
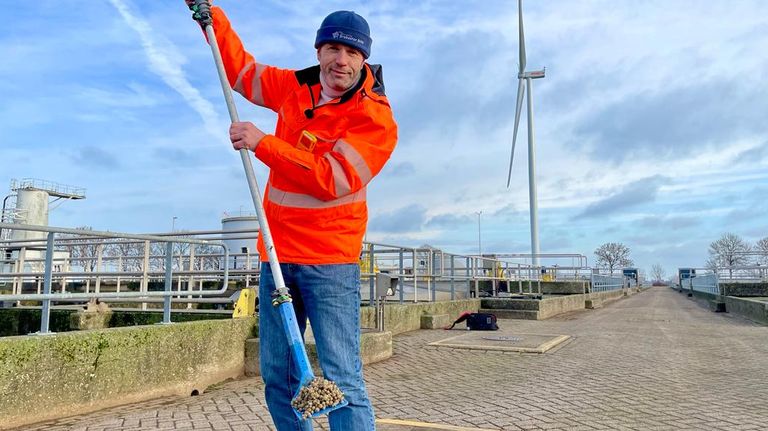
top-left (230, 122), bottom-right (266, 152)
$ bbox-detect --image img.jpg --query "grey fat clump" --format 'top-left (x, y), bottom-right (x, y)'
top-left (291, 377), bottom-right (345, 419)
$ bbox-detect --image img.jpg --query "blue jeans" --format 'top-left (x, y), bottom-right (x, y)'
top-left (258, 262), bottom-right (375, 431)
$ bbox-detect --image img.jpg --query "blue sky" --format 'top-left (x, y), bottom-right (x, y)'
top-left (1, 0), bottom-right (767, 277)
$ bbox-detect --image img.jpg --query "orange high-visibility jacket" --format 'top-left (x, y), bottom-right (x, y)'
top-left (210, 7), bottom-right (398, 264)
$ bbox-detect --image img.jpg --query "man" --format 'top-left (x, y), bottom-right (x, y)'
top-left (188, 2), bottom-right (397, 430)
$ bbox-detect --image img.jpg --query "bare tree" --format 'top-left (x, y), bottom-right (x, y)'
top-left (194, 243), bottom-right (223, 271)
top-left (594, 242), bottom-right (633, 275)
top-left (707, 232), bottom-right (751, 277)
top-left (756, 236), bottom-right (768, 265)
top-left (105, 240), bottom-right (145, 272)
top-left (56, 226), bottom-right (100, 272)
top-left (650, 264), bottom-right (665, 282)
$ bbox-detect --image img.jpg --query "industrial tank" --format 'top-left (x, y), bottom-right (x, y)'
top-left (11, 188), bottom-right (49, 243)
top-left (221, 215), bottom-right (259, 269)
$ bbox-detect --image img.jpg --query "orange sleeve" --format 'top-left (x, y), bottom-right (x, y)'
top-left (209, 6), bottom-right (296, 112)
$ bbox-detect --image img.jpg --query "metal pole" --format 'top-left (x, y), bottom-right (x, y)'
top-left (163, 242), bottom-right (173, 324)
top-left (466, 257), bottom-right (471, 298)
top-left (116, 256), bottom-right (122, 293)
top-left (412, 249), bottom-right (418, 303)
top-left (201, 24), bottom-right (289, 301)
top-left (40, 232), bottom-right (55, 334)
top-left (526, 77), bottom-right (540, 266)
top-left (0, 194), bottom-right (12, 240)
top-left (476, 211), bottom-right (482, 256)
top-left (428, 251), bottom-right (434, 302)
top-left (368, 244), bottom-right (375, 307)
top-left (188, 246), bottom-right (195, 309)
top-left (141, 240), bottom-right (150, 311)
top-left (398, 250), bottom-right (404, 304)
top-left (450, 255), bottom-right (455, 300)
top-left (95, 243), bottom-right (103, 293)
top-left (16, 247), bottom-right (27, 299)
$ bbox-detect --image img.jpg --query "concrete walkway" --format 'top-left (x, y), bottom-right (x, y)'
top-left (17, 287), bottom-right (768, 430)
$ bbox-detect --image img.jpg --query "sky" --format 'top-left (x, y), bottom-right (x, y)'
top-left (1, 0), bottom-right (767, 278)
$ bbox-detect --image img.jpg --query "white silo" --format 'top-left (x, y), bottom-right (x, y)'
top-left (11, 188), bottom-right (49, 244)
top-left (2, 179), bottom-right (85, 273)
top-left (221, 215), bottom-right (259, 269)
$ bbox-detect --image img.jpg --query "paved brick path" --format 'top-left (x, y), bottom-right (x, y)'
top-left (16, 287), bottom-right (768, 430)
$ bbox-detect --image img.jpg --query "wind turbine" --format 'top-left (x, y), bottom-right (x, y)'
top-left (506, 0), bottom-right (545, 266)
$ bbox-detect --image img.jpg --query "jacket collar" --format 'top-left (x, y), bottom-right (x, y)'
top-left (295, 63), bottom-right (386, 102)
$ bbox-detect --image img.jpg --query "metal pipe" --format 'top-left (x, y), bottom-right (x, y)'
top-left (1, 225), bottom-right (231, 302)
top-left (450, 255), bottom-right (455, 300)
top-left (369, 244), bottom-right (375, 307)
top-left (0, 223), bottom-right (216, 245)
top-left (163, 242), bottom-right (173, 324)
top-left (40, 232), bottom-right (55, 334)
top-left (200, 22), bottom-right (293, 313)
top-left (0, 193), bottom-right (13, 240)
top-left (398, 250), bottom-right (404, 304)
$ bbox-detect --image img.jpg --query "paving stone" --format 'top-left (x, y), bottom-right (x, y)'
top-left (13, 287), bottom-right (768, 431)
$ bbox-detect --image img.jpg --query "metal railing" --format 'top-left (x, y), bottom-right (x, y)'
top-left (359, 243), bottom-right (564, 305)
top-left (1, 223), bottom-right (619, 334)
top-left (0, 223), bottom-right (230, 334)
top-left (690, 273), bottom-right (719, 295)
top-left (11, 178), bottom-right (86, 198)
top-left (590, 273), bottom-right (624, 292)
top-left (714, 265), bottom-right (768, 283)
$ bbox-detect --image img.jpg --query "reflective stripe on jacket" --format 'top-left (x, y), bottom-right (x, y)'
top-left (211, 7), bottom-right (398, 264)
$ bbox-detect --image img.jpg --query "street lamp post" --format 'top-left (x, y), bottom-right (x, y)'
top-left (476, 211), bottom-right (482, 256)
top-left (172, 216), bottom-right (178, 232)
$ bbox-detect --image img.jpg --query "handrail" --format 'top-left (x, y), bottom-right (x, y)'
top-left (0, 223), bottom-right (230, 333)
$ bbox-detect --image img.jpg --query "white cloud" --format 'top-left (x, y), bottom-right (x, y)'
top-left (108, 0), bottom-right (223, 137)
top-left (2, 0), bottom-right (768, 272)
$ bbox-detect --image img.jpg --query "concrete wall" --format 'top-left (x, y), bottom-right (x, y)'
top-left (0, 317), bottom-right (257, 429)
top-left (722, 297), bottom-right (768, 325)
top-left (481, 298), bottom-right (539, 311)
top-left (360, 299), bottom-right (481, 335)
top-left (481, 289), bottom-right (633, 320)
top-left (538, 294), bottom-right (590, 319)
top-left (0, 308), bottom-right (232, 337)
top-left (540, 281), bottom-right (588, 295)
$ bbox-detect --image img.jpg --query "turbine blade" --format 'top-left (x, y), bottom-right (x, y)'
top-left (518, 0), bottom-right (526, 73)
top-left (507, 79), bottom-right (526, 188)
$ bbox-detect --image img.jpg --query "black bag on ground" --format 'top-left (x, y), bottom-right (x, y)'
top-left (445, 312), bottom-right (499, 330)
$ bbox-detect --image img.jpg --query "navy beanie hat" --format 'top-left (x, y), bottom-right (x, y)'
top-left (314, 11), bottom-right (372, 58)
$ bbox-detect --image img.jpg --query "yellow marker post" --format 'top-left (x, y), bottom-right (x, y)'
top-left (233, 288), bottom-right (256, 318)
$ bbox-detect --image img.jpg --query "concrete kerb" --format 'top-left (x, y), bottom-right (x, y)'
top-left (722, 296), bottom-right (768, 324)
top-left (687, 290), bottom-right (768, 324)
top-left (479, 289), bottom-right (632, 320)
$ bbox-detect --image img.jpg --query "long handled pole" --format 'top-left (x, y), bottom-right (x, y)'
top-left (189, 0), bottom-right (314, 384)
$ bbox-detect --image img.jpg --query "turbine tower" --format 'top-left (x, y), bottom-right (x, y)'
top-left (506, 0), bottom-right (545, 266)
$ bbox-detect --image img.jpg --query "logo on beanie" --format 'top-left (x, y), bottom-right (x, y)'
top-left (332, 31), bottom-right (364, 45)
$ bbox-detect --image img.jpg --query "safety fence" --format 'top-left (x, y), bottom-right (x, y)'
top-left (2, 223), bottom-right (618, 334)
top-left (0, 223), bottom-right (230, 333)
top-left (688, 273), bottom-right (719, 295)
top-left (714, 266), bottom-right (768, 283)
top-left (589, 273), bottom-right (624, 292)
top-left (359, 244), bottom-right (597, 305)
